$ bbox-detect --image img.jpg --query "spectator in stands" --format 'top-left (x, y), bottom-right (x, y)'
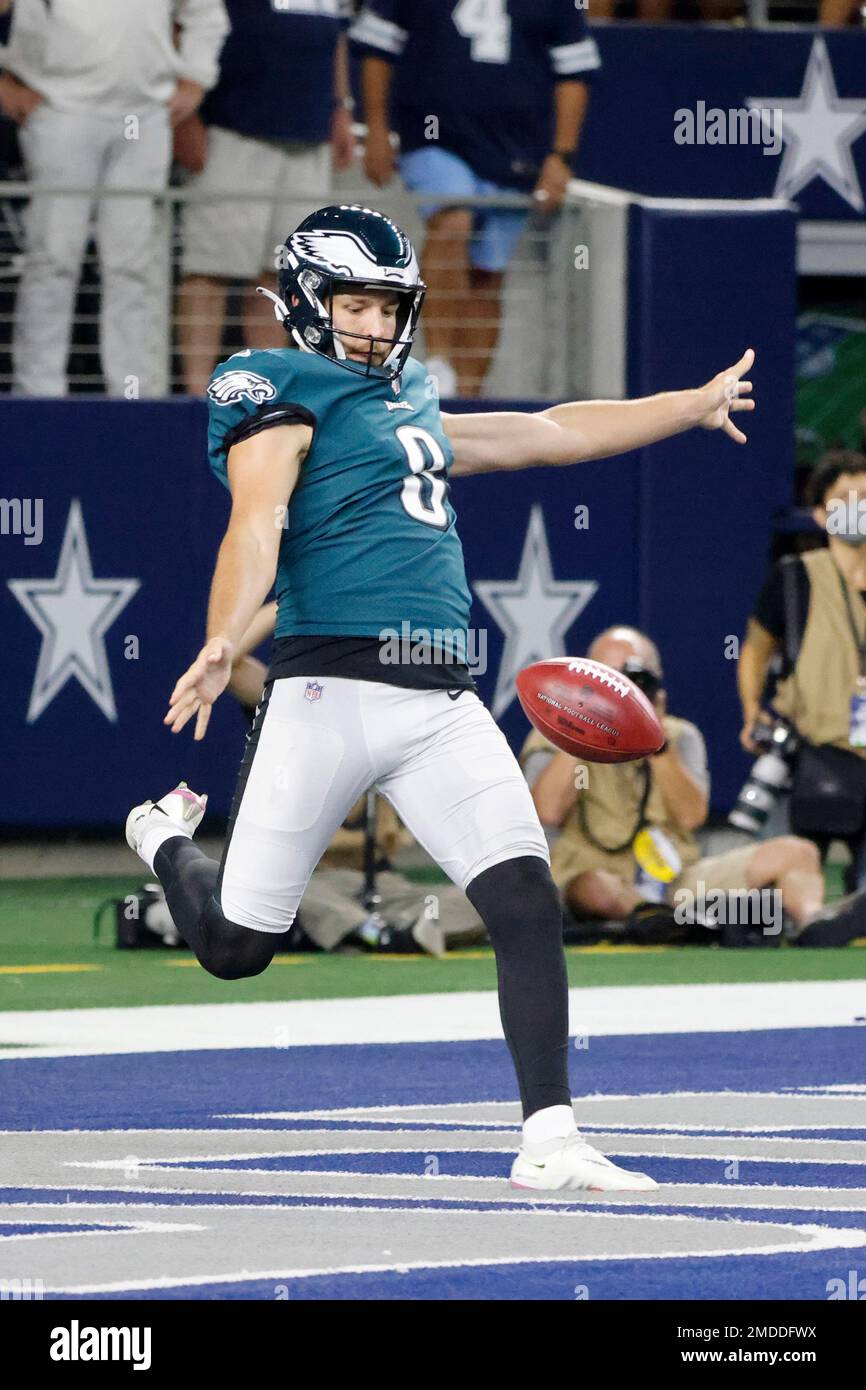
top-left (350, 0), bottom-right (599, 398)
top-left (0, 0), bottom-right (228, 397)
top-left (739, 451), bottom-right (866, 892)
top-left (521, 625), bottom-right (866, 946)
top-left (225, 602), bottom-right (487, 956)
top-left (177, 0), bottom-right (356, 395)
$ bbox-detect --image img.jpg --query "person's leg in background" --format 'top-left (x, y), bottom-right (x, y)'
top-left (248, 140), bottom-right (333, 351)
top-left (744, 836), bottom-right (825, 929)
top-left (565, 868), bottom-right (640, 922)
top-left (177, 274), bottom-right (231, 395)
top-left (459, 203), bottom-right (526, 397)
top-left (13, 107), bottom-right (103, 395)
top-left (98, 105), bottom-right (172, 397)
top-left (398, 146), bottom-right (479, 397)
top-left (178, 127), bottom-right (277, 393)
top-left (674, 838), bottom-right (866, 945)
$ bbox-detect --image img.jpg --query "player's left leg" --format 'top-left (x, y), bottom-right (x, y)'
top-left (375, 687), bottom-right (657, 1192)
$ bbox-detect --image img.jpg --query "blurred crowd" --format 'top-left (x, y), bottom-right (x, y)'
top-left (0, 1), bottom-right (862, 399)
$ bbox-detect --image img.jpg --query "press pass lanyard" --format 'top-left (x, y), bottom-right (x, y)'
top-left (837, 569), bottom-right (866, 680)
top-left (577, 762), bottom-right (651, 855)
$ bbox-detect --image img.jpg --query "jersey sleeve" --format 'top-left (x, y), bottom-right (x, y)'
top-left (547, 4), bottom-right (601, 81)
top-left (348, 0), bottom-right (410, 61)
top-left (206, 351), bottom-right (317, 489)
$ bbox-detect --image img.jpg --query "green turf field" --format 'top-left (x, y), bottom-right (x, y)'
top-left (0, 876), bottom-right (864, 1013)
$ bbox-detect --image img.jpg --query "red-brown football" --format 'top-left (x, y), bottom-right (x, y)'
top-left (516, 657), bottom-right (665, 764)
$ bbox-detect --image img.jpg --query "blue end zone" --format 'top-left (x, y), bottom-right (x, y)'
top-left (3, 1027), bottom-right (866, 1302)
top-left (1, 1027), bottom-right (865, 1130)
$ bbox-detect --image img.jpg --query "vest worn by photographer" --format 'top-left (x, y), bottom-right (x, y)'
top-left (772, 549), bottom-right (866, 760)
top-left (520, 717), bottom-right (700, 889)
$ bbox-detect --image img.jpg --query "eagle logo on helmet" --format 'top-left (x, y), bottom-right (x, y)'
top-left (291, 230), bottom-right (411, 284)
top-left (207, 371), bottom-right (277, 406)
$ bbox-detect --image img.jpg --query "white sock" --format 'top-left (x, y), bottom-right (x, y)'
top-left (522, 1104), bottom-right (577, 1152)
top-left (138, 823), bottom-right (189, 873)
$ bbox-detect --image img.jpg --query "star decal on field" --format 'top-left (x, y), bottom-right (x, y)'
top-left (748, 36), bottom-right (866, 213)
top-left (8, 499), bottom-right (140, 723)
top-left (474, 505), bottom-right (597, 718)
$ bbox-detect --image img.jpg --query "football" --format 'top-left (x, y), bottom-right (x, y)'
top-left (516, 657), bottom-right (665, 764)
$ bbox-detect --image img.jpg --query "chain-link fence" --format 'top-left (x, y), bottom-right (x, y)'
top-left (0, 176), bottom-right (628, 402)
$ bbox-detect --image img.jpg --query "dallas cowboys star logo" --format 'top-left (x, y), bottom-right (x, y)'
top-left (474, 505), bottom-right (597, 718)
top-left (8, 500), bottom-right (140, 722)
top-left (748, 36), bottom-right (866, 213)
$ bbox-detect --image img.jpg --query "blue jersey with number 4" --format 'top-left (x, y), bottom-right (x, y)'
top-left (207, 350), bottom-right (473, 646)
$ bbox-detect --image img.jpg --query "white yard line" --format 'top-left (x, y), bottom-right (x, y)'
top-left (0, 980), bottom-right (864, 1059)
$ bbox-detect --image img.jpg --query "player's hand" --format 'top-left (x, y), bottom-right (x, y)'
top-left (164, 636), bottom-right (235, 742)
top-left (0, 72), bottom-right (43, 124)
top-left (532, 154), bottom-right (571, 215)
top-left (696, 348), bottom-right (756, 443)
top-left (364, 123), bottom-right (395, 186)
top-left (168, 78), bottom-right (205, 129)
top-left (331, 105), bottom-right (355, 171)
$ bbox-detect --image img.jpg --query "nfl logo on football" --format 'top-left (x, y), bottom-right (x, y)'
top-left (304, 680), bottom-right (324, 703)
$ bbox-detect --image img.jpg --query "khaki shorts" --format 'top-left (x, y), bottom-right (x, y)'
top-left (181, 126), bottom-right (331, 279)
top-left (552, 841), bottom-right (756, 904)
top-left (669, 846), bottom-right (756, 903)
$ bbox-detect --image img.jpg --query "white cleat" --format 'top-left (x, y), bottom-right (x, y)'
top-left (125, 781), bottom-right (208, 857)
top-left (510, 1132), bottom-right (659, 1194)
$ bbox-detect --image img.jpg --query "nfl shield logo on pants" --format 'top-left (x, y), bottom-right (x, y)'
top-left (304, 680), bottom-right (323, 702)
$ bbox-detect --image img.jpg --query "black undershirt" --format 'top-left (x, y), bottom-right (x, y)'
top-left (266, 635), bottom-right (477, 693)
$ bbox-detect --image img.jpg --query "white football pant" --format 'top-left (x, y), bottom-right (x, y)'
top-left (219, 677), bottom-right (549, 934)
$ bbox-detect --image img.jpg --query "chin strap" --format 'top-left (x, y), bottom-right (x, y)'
top-left (255, 285), bottom-right (290, 324)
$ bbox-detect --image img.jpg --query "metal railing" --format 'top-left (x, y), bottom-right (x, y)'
top-left (0, 178), bottom-right (613, 401)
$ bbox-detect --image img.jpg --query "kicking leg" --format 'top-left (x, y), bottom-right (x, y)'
top-left (126, 785), bottom-right (277, 980)
top-left (127, 677), bottom-right (374, 980)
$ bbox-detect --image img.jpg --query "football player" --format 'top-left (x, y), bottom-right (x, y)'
top-left (126, 204), bottom-right (754, 1193)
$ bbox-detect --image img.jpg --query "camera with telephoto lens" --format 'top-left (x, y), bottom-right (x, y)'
top-left (729, 719), bottom-right (801, 836)
top-left (621, 657), bottom-right (662, 704)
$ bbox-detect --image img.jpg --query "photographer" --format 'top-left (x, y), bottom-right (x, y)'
top-left (739, 452), bottom-right (866, 892)
top-left (522, 626), bottom-right (865, 947)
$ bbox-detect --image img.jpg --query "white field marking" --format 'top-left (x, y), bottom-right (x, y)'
top-left (60, 1144), bottom-right (866, 1170)
top-left (222, 1113), bottom-right (866, 1132)
top-left (40, 1224), bottom-right (866, 1296)
top-left (221, 1090), bottom-right (866, 1129)
top-left (10, 1177), bottom-right (866, 1207)
top-left (0, 1220), bottom-right (205, 1242)
top-left (1, 980), bottom-right (864, 1058)
top-left (796, 1085), bottom-right (866, 1093)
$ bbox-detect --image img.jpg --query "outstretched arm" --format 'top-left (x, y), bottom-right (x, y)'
top-left (443, 349), bottom-right (755, 476)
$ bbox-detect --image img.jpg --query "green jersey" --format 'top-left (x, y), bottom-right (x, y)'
top-left (207, 349), bottom-right (473, 659)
